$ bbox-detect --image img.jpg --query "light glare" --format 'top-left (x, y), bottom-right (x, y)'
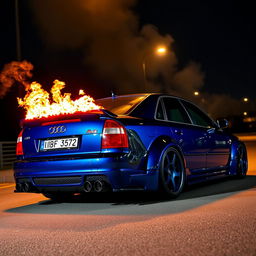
top-left (156, 46), bottom-right (167, 56)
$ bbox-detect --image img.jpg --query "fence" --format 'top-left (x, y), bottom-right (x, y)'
top-left (0, 141), bottom-right (16, 169)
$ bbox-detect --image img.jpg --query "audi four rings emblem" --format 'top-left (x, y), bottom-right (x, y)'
top-left (48, 126), bottom-right (67, 134)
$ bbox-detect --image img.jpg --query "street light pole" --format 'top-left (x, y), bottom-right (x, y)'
top-left (142, 46), bottom-right (168, 92)
top-left (142, 61), bottom-right (147, 91)
top-left (15, 0), bottom-right (21, 61)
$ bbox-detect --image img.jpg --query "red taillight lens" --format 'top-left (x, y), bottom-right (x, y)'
top-left (41, 119), bottom-right (81, 126)
top-left (101, 120), bottom-right (129, 149)
top-left (16, 130), bottom-right (24, 156)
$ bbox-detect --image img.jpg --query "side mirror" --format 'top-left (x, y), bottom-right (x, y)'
top-left (216, 119), bottom-right (229, 129)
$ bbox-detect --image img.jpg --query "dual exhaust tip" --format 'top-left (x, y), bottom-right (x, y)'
top-left (16, 180), bottom-right (107, 193)
top-left (16, 182), bottom-right (33, 192)
top-left (84, 180), bottom-right (105, 193)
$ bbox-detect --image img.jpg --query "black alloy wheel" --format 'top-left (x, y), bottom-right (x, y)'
top-left (236, 145), bottom-right (247, 178)
top-left (159, 147), bottom-right (185, 198)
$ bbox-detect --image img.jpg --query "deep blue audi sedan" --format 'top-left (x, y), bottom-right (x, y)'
top-left (14, 93), bottom-right (248, 199)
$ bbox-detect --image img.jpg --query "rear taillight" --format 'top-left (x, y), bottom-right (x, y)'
top-left (16, 130), bottom-right (24, 156)
top-left (101, 120), bottom-right (129, 149)
top-left (41, 119), bottom-right (81, 126)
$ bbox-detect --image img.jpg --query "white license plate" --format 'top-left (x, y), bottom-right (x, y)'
top-left (42, 137), bottom-right (79, 150)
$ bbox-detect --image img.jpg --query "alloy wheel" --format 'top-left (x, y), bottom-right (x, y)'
top-left (159, 147), bottom-right (185, 198)
top-left (236, 145), bottom-right (247, 178)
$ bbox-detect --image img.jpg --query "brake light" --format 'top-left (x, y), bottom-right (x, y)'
top-left (102, 120), bottom-right (129, 149)
top-left (16, 130), bottom-right (24, 155)
top-left (42, 119), bottom-right (81, 126)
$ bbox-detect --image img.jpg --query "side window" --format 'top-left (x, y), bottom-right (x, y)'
top-left (156, 100), bottom-right (164, 120)
top-left (163, 98), bottom-right (191, 123)
top-left (181, 100), bottom-right (214, 128)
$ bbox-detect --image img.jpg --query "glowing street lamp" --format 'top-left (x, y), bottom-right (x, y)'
top-left (194, 91), bottom-right (199, 96)
top-left (155, 46), bottom-right (167, 56)
top-left (243, 97), bottom-right (249, 102)
top-left (142, 45), bottom-right (168, 90)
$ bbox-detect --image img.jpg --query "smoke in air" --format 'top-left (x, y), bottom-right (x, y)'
top-left (28, 0), bottom-right (204, 96)
top-left (0, 0), bottom-right (247, 118)
top-left (0, 61), bottom-right (33, 98)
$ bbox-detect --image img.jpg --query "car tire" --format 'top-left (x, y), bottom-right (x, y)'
top-left (159, 147), bottom-right (185, 198)
top-left (235, 144), bottom-right (247, 178)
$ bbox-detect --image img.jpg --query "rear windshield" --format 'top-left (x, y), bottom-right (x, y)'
top-left (95, 95), bottom-right (147, 115)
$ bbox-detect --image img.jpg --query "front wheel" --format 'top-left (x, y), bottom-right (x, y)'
top-left (159, 147), bottom-right (186, 198)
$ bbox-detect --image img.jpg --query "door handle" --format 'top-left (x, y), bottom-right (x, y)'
top-left (207, 128), bottom-right (216, 134)
top-left (174, 129), bottom-right (183, 136)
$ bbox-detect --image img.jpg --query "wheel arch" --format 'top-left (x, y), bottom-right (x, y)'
top-left (146, 135), bottom-right (187, 186)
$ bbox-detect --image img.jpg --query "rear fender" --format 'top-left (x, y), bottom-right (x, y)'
top-left (145, 136), bottom-right (186, 191)
top-left (147, 135), bottom-right (186, 171)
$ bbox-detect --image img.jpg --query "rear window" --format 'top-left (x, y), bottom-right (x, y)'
top-left (95, 95), bottom-right (147, 115)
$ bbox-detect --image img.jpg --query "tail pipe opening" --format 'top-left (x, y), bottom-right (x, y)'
top-left (23, 183), bottom-right (30, 192)
top-left (94, 180), bottom-right (104, 192)
top-left (15, 182), bottom-right (38, 193)
top-left (84, 181), bottom-right (93, 192)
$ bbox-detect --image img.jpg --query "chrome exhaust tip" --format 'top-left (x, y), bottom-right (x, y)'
top-left (23, 183), bottom-right (30, 192)
top-left (84, 181), bottom-right (93, 192)
top-left (94, 180), bottom-right (104, 192)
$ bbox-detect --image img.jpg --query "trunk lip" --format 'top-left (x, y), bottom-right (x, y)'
top-left (20, 109), bottom-right (116, 128)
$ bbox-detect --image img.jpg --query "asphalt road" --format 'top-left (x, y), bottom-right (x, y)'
top-left (0, 139), bottom-right (255, 256)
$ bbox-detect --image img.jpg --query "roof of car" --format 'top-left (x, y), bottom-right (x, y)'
top-left (96, 93), bottom-right (183, 101)
top-left (96, 93), bottom-right (153, 100)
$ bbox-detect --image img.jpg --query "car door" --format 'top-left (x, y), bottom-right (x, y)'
top-left (159, 97), bottom-right (208, 171)
top-left (180, 100), bottom-right (230, 170)
top-left (206, 129), bottom-right (231, 168)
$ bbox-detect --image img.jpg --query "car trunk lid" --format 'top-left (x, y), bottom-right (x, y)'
top-left (20, 111), bottom-right (113, 159)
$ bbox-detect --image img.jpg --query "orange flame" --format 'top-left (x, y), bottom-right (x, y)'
top-left (17, 80), bottom-right (102, 120)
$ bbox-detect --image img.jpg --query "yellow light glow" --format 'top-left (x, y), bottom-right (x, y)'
top-left (156, 46), bottom-right (167, 56)
top-left (243, 97), bottom-right (249, 102)
top-left (243, 112), bottom-right (248, 116)
top-left (79, 89), bottom-right (85, 95)
top-left (194, 91), bottom-right (199, 96)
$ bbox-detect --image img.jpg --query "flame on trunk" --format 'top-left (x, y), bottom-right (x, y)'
top-left (17, 79), bottom-right (102, 120)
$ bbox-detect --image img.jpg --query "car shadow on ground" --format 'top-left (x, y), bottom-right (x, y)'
top-left (39, 175), bottom-right (256, 205)
top-left (5, 175), bottom-right (256, 216)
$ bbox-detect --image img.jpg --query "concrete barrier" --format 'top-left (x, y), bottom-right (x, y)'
top-left (0, 169), bottom-right (15, 183)
top-left (0, 141), bottom-right (16, 169)
top-left (235, 133), bottom-right (256, 141)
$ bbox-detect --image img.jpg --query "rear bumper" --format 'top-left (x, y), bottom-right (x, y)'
top-left (13, 156), bottom-right (159, 192)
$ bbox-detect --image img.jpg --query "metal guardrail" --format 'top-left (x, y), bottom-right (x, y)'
top-left (0, 141), bottom-right (16, 169)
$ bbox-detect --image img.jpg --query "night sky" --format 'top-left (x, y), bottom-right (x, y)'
top-left (137, 0), bottom-right (255, 98)
top-left (0, 0), bottom-right (255, 140)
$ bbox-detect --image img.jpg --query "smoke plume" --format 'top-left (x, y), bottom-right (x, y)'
top-left (28, 0), bottom-right (204, 96)
top-left (0, 1), bottom-right (245, 119)
top-left (0, 61), bottom-right (33, 98)
top-left (193, 93), bottom-right (247, 119)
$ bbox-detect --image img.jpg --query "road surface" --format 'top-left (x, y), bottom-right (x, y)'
top-left (0, 138), bottom-right (255, 256)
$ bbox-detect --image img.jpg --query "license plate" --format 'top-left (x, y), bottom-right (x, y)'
top-left (41, 137), bottom-right (79, 151)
